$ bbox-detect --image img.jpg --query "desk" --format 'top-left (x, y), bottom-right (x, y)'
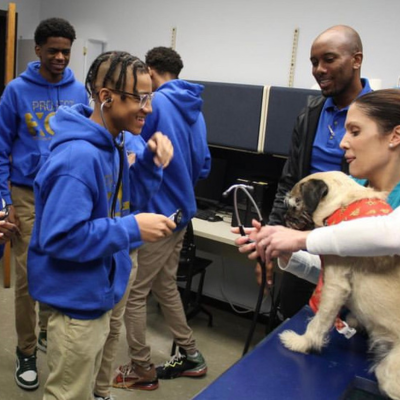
top-left (191, 217), bottom-right (271, 311)
top-left (192, 306), bottom-right (378, 400)
top-left (192, 216), bottom-right (275, 321)
top-left (192, 217), bottom-right (237, 246)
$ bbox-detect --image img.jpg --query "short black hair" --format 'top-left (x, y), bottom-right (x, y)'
top-left (34, 18), bottom-right (76, 46)
top-left (145, 46), bottom-right (183, 77)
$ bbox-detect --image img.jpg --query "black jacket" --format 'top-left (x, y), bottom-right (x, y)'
top-left (268, 95), bottom-right (327, 225)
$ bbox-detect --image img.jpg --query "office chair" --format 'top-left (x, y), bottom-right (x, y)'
top-left (172, 220), bottom-right (213, 354)
top-left (177, 220), bottom-right (213, 326)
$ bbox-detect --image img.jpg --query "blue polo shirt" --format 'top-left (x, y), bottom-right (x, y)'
top-left (310, 78), bottom-right (372, 173)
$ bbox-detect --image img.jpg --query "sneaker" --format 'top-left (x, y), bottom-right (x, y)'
top-left (94, 395), bottom-right (115, 400)
top-left (112, 362), bottom-right (159, 391)
top-left (15, 347), bottom-right (39, 390)
top-left (156, 348), bottom-right (207, 379)
top-left (37, 330), bottom-right (47, 353)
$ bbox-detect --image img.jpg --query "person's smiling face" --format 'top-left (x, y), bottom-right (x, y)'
top-left (310, 29), bottom-right (361, 107)
top-left (106, 72), bottom-right (153, 136)
top-left (35, 36), bottom-right (72, 83)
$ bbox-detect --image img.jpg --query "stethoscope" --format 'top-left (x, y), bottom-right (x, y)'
top-left (223, 184), bottom-right (264, 232)
top-left (223, 183), bottom-right (276, 356)
top-left (100, 99), bottom-right (125, 217)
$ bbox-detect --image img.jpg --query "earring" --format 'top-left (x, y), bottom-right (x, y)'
top-left (389, 142), bottom-right (394, 148)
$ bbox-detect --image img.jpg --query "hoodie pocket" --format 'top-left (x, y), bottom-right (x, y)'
top-left (20, 153), bottom-right (49, 179)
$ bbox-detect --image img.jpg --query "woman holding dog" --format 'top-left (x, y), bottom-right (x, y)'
top-left (244, 206), bottom-right (400, 262)
top-left (236, 89), bottom-right (400, 281)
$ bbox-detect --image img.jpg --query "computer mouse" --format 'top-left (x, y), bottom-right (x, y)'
top-left (207, 214), bottom-right (223, 222)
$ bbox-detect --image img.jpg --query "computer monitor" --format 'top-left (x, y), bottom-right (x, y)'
top-left (191, 80), bottom-right (265, 152)
top-left (262, 86), bottom-right (320, 156)
top-left (194, 157), bottom-right (228, 208)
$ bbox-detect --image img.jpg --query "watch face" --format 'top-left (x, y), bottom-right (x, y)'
top-left (169, 209), bottom-right (183, 225)
top-left (174, 209), bottom-right (183, 224)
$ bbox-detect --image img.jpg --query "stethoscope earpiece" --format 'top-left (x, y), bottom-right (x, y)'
top-left (223, 184), bottom-right (263, 228)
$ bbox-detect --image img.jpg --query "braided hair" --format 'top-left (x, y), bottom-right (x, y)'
top-left (85, 51), bottom-right (148, 101)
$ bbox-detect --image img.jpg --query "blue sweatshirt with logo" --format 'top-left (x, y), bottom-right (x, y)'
top-left (0, 61), bottom-right (88, 204)
top-left (28, 104), bottom-right (160, 320)
top-left (140, 80), bottom-right (211, 228)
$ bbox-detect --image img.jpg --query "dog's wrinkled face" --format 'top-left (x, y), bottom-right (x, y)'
top-left (285, 179), bottom-right (329, 230)
top-left (284, 171), bottom-right (387, 229)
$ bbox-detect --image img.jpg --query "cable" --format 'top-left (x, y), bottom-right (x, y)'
top-left (219, 255), bottom-right (256, 315)
top-left (223, 184), bottom-right (275, 356)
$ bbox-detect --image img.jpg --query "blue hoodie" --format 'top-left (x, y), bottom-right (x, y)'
top-left (123, 132), bottom-right (164, 249)
top-left (140, 80), bottom-right (211, 227)
top-left (28, 104), bottom-right (157, 320)
top-left (0, 61), bottom-right (88, 204)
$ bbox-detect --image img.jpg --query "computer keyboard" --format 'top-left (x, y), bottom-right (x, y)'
top-left (195, 208), bottom-right (216, 221)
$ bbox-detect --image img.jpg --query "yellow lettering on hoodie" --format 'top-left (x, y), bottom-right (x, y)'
top-left (44, 112), bottom-right (55, 135)
top-left (25, 113), bottom-right (38, 136)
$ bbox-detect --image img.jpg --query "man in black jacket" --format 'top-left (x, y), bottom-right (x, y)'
top-left (267, 25), bottom-right (372, 319)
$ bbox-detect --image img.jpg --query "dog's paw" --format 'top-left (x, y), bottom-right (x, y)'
top-left (279, 330), bottom-right (312, 354)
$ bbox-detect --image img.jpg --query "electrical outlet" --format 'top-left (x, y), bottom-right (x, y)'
top-left (171, 27), bottom-right (177, 50)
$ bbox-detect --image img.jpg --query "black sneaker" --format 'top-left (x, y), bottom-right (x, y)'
top-left (156, 348), bottom-right (207, 379)
top-left (37, 330), bottom-right (47, 353)
top-left (15, 347), bottom-right (39, 390)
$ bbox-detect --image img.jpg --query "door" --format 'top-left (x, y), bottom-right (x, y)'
top-left (1, 3), bottom-right (18, 95)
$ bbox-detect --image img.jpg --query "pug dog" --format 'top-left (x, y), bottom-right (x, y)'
top-left (279, 171), bottom-right (400, 400)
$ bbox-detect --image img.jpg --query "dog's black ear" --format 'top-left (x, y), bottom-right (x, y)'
top-left (300, 179), bottom-right (329, 214)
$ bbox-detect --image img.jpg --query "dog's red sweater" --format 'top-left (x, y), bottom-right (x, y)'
top-left (309, 199), bottom-right (393, 334)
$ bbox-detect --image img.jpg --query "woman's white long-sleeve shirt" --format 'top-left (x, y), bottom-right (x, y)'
top-left (278, 207), bottom-right (400, 283)
top-left (307, 206), bottom-right (400, 257)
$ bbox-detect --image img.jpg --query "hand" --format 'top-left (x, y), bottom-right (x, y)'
top-left (255, 225), bottom-right (310, 264)
top-left (232, 219), bottom-right (262, 260)
top-left (0, 218), bottom-right (19, 244)
top-left (135, 213), bottom-right (176, 242)
top-left (255, 261), bottom-right (274, 291)
top-left (6, 205), bottom-right (20, 228)
top-left (147, 132), bottom-right (173, 168)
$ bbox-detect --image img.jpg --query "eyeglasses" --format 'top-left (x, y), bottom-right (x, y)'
top-left (108, 88), bottom-right (155, 109)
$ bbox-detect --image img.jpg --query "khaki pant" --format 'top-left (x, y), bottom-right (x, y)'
top-left (44, 310), bottom-right (111, 400)
top-left (11, 185), bottom-right (52, 355)
top-left (93, 250), bottom-right (138, 397)
top-left (124, 229), bottom-right (196, 367)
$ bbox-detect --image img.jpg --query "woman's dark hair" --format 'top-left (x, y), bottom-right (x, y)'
top-left (34, 18), bottom-right (76, 46)
top-left (354, 89), bottom-right (400, 135)
top-left (85, 51), bottom-right (148, 99)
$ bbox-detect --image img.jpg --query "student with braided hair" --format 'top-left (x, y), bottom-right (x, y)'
top-left (27, 51), bottom-right (175, 400)
top-left (0, 17), bottom-right (88, 390)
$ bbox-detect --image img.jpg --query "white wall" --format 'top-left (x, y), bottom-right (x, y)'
top-left (4, 0), bottom-right (400, 89)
